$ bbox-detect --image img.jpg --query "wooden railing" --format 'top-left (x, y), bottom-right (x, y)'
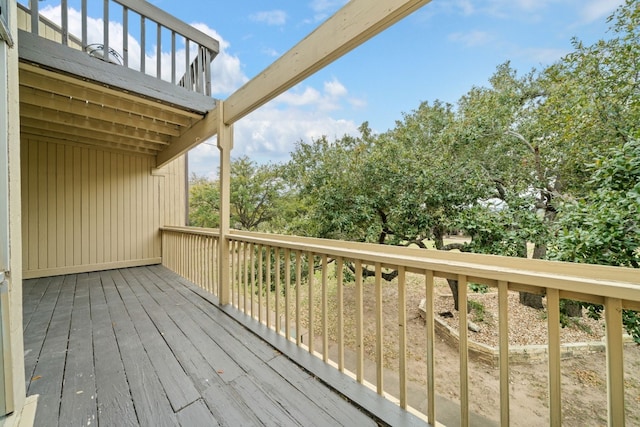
top-left (18, 0), bottom-right (218, 95)
top-left (161, 226), bottom-right (640, 426)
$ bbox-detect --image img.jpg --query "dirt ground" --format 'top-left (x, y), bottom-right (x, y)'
top-left (295, 272), bottom-right (640, 426)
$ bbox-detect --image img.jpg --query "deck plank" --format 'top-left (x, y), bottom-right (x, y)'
top-left (23, 266), bottom-right (385, 427)
top-left (27, 274), bottom-right (76, 427)
top-left (101, 270), bottom-right (177, 427)
top-left (175, 399), bottom-right (220, 427)
top-left (23, 275), bottom-right (64, 381)
top-left (108, 269), bottom-right (200, 412)
top-left (142, 265), bottom-right (374, 427)
top-left (90, 272), bottom-right (139, 426)
top-left (58, 273), bottom-right (98, 427)
top-left (133, 267), bottom-right (340, 425)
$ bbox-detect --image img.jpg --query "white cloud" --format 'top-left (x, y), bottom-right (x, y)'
top-left (580, 0), bottom-right (624, 24)
top-left (277, 86), bottom-right (323, 107)
top-left (188, 105), bottom-right (359, 178)
top-left (309, 0), bottom-right (349, 13)
top-left (39, 6), bottom-right (247, 97)
top-left (455, 0), bottom-right (475, 16)
top-left (448, 30), bottom-right (495, 47)
top-left (262, 47), bottom-right (280, 58)
top-left (307, 0), bottom-right (349, 22)
top-left (191, 23), bottom-right (248, 96)
top-left (273, 78), bottom-right (361, 112)
top-left (249, 10), bottom-right (287, 26)
top-left (518, 47), bottom-right (569, 64)
top-left (234, 105), bottom-right (359, 163)
top-left (324, 79), bottom-right (347, 98)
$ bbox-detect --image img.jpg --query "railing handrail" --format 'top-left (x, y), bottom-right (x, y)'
top-left (113, 0), bottom-right (218, 54)
top-left (161, 226), bottom-right (640, 308)
top-left (161, 225), bottom-right (638, 425)
top-left (22, 0), bottom-right (219, 96)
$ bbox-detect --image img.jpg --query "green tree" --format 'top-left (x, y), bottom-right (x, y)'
top-left (549, 140), bottom-right (640, 342)
top-left (230, 156), bottom-right (285, 231)
top-left (189, 174), bottom-right (219, 228)
top-left (189, 157), bottom-right (288, 231)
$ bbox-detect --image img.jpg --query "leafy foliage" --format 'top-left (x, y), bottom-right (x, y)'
top-left (188, 157), bottom-right (289, 231)
top-left (549, 140), bottom-right (640, 342)
top-left (189, 174), bottom-right (219, 228)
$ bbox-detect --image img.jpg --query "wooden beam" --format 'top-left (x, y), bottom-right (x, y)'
top-left (224, 0), bottom-right (433, 124)
top-left (20, 105), bottom-right (174, 143)
top-left (19, 63), bottom-right (202, 126)
top-left (19, 121), bottom-right (165, 151)
top-left (20, 131), bottom-right (158, 157)
top-left (156, 105), bottom-right (219, 168)
top-left (19, 86), bottom-right (181, 137)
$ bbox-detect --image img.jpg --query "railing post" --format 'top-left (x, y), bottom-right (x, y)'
top-left (217, 101), bottom-right (233, 305)
top-left (605, 297), bottom-right (625, 427)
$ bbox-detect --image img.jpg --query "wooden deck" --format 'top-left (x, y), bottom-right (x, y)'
top-left (22, 265), bottom-right (391, 426)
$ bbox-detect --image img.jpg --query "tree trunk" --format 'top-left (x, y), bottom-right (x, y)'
top-left (562, 299), bottom-right (583, 318)
top-left (519, 291), bottom-right (544, 309)
top-left (518, 241), bottom-right (546, 309)
top-left (446, 278), bottom-right (471, 313)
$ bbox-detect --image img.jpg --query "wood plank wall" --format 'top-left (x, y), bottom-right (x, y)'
top-left (17, 6), bottom-right (83, 51)
top-left (21, 138), bottom-right (186, 278)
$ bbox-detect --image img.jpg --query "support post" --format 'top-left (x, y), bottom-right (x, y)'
top-left (217, 101), bottom-right (233, 305)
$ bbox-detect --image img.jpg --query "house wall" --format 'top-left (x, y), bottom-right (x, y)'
top-left (20, 138), bottom-right (186, 279)
top-left (16, 4), bottom-right (83, 50)
top-left (3, 0), bottom-right (28, 423)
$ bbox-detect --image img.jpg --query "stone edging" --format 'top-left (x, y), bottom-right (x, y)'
top-left (432, 315), bottom-right (634, 366)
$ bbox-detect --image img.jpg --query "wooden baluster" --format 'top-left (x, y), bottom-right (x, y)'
top-left (425, 270), bottom-right (436, 424)
top-left (61, 0), bottom-right (68, 45)
top-left (250, 243), bottom-right (255, 319)
top-left (284, 249), bottom-right (291, 341)
top-left (547, 288), bottom-right (561, 426)
top-left (308, 252), bottom-right (315, 353)
top-left (498, 280), bottom-right (510, 427)
top-left (103, 0), bottom-right (109, 62)
top-left (30, 0), bottom-right (39, 35)
top-left (458, 274), bottom-right (469, 426)
top-left (243, 242), bottom-right (249, 314)
top-left (336, 257), bottom-right (344, 372)
top-left (82, 0), bottom-right (87, 49)
top-left (140, 15), bottom-right (145, 73)
top-left (266, 246), bottom-right (271, 328)
top-left (171, 31), bottom-right (176, 84)
top-left (375, 262), bottom-right (383, 395)
top-left (398, 266), bottom-right (407, 409)
top-left (275, 249), bottom-right (281, 333)
top-left (122, 6), bottom-right (128, 67)
top-left (355, 259), bottom-right (363, 382)
top-left (295, 251), bottom-right (302, 346)
top-left (321, 254), bottom-right (328, 362)
top-left (156, 22), bottom-right (161, 79)
top-left (258, 244), bottom-right (263, 323)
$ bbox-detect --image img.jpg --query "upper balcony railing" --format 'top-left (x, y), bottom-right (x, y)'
top-left (161, 225), bottom-right (640, 426)
top-left (18, 0), bottom-right (219, 96)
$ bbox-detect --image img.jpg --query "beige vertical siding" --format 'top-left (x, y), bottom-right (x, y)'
top-left (17, 6), bottom-right (84, 51)
top-left (21, 137), bottom-right (186, 278)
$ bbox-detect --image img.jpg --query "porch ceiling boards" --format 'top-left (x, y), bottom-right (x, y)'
top-left (22, 266), bottom-right (384, 427)
top-left (18, 29), bottom-right (217, 159)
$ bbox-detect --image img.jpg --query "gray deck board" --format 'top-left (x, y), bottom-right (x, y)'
top-left (58, 273), bottom-right (97, 427)
top-left (22, 265), bottom-right (413, 426)
top-left (90, 272), bottom-right (139, 426)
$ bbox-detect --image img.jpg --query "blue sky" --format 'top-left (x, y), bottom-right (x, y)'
top-left (35, 0), bottom-right (626, 178)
